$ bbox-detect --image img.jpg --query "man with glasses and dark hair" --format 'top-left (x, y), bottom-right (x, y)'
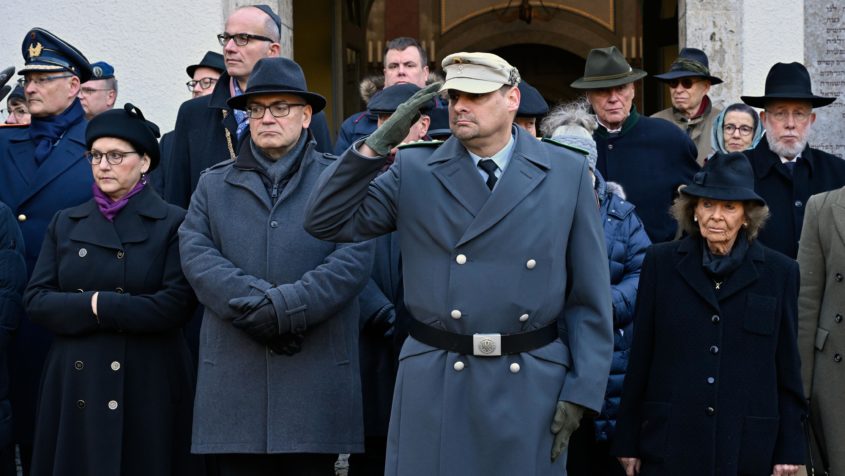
top-left (0, 27), bottom-right (94, 475)
top-left (652, 48), bottom-right (723, 166)
top-left (3, 85), bottom-right (31, 126)
top-left (186, 51), bottom-right (225, 99)
top-left (78, 61), bottom-right (117, 119)
top-left (334, 37), bottom-right (432, 154)
top-left (164, 4), bottom-right (332, 208)
top-left (179, 56), bottom-right (373, 476)
top-left (742, 62), bottom-right (845, 258)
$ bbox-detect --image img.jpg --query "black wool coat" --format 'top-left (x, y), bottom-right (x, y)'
top-left (24, 187), bottom-right (201, 476)
top-left (747, 138), bottom-right (845, 258)
top-left (164, 72), bottom-right (333, 208)
top-left (612, 236), bottom-right (807, 475)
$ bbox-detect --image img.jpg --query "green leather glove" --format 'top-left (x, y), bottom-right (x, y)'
top-left (364, 82), bottom-right (443, 156)
top-left (550, 401), bottom-right (585, 461)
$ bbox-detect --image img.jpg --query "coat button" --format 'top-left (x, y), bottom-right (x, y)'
top-left (450, 309), bottom-right (462, 319)
top-left (110, 361), bottom-right (121, 371)
top-left (519, 313), bottom-right (529, 322)
top-left (73, 360), bottom-right (84, 370)
top-left (526, 259), bottom-right (536, 270)
top-left (17, 214), bottom-right (26, 222)
top-left (608, 144), bottom-right (614, 150)
top-left (836, 314), bottom-right (843, 324)
top-left (711, 315), bottom-right (720, 324)
top-left (706, 377), bottom-right (715, 384)
top-left (453, 361), bottom-right (465, 371)
top-left (794, 200), bottom-right (803, 208)
top-left (456, 254), bottom-right (467, 265)
top-left (710, 345), bottom-right (719, 355)
top-left (835, 353), bottom-right (842, 363)
top-left (108, 400), bottom-right (119, 410)
top-left (705, 406), bottom-right (716, 416)
top-left (509, 363), bottom-right (520, 373)
top-left (78, 248), bottom-right (87, 258)
top-left (837, 273), bottom-right (844, 282)
top-left (76, 400), bottom-right (86, 409)
top-left (115, 287), bottom-right (124, 293)
top-left (270, 220), bottom-right (279, 228)
top-left (116, 250), bottom-right (125, 259)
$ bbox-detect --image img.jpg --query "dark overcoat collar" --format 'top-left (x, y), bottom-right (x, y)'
top-left (750, 137), bottom-right (815, 181)
top-left (67, 186), bottom-right (168, 250)
top-left (426, 126), bottom-right (551, 247)
top-left (675, 235), bottom-right (765, 310)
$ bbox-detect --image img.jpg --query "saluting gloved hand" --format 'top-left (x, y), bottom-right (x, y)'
top-left (229, 295), bottom-right (279, 345)
top-left (550, 401), bottom-right (585, 461)
top-left (364, 82), bottom-right (443, 156)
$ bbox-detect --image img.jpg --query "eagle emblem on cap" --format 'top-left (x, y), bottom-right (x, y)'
top-left (28, 42), bottom-right (43, 59)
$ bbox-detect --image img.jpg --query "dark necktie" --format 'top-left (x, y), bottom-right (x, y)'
top-left (477, 159), bottom-right (499, 190)
top-left (784, 160), bottom-right (796, 176)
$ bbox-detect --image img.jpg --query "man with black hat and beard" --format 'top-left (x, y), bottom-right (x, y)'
top-left (572, 46), bottom-right (699, 243)
top-left (0, 27), bottom-right (93, 475)
top-left (742, 62), bottom-right (845, 259)
top-left (179, 56), bottom-right (373, 475)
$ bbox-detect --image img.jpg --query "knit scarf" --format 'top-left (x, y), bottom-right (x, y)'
top-left (92, 180), bottom-right (146, 222)
top-left (701, 228), bottom-right (750, 280)
top-left (29, 99), bottom-right (86, 164)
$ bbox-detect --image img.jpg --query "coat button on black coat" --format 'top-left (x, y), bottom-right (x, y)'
top-left (116, 250), bottom-right (125, 259)
top-left (270, 220), bottom-right (279, 228)
top-left (76, 400), bottom-right (86, 409)
top-left (837, 273), bottom-right (844, 282)
top-left (835, 354), bottom-right (842, 363)
top-left (711, 315), bottom-right (720, 324)
top-left (706, 377), bottom-right (715, 384)
top-left (836, 314), bottom-right (843, 324)
top-left (710, 345), bottom-right (719, 355)
top-left (73, 361), bottom-right (83, 370)
top-left (705, 406), bottom-right (715, 416)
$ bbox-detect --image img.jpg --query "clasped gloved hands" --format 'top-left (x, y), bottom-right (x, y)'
top-left (364, 82), bottom-right (442, 156)
top-left (228, 295), bottom-right (304, 356)
top-left (550, 401), bottom-right (585, 461)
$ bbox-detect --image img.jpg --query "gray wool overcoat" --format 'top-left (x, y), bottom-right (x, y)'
top-left (305, 126), bottom-right (613, 476)
top-left (797, 187), bottom-right (845, 475)
top-left (179, 135), bottom-right (374, 455)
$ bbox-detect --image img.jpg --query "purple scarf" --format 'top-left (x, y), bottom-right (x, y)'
top-left (92, 180), bottom-right (146, 222)
top-left (29, 98), bottom-right (86, 164)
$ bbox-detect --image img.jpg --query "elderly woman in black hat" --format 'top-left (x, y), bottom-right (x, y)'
top-left (611, 152), bottom-right (806, 476)
top-left (24, 104), bottom-right (200, 476)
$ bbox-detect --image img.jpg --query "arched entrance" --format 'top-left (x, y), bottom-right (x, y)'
top-left (490, 44), bottom-right (586, 106)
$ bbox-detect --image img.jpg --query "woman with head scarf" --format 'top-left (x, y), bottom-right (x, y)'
top-left (24, 104), bottom-right (200, 475)
top-left (710, 103), bottom-right (764, 156)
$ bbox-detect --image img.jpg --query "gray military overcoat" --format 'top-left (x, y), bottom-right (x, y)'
top-left (305, 126), bottom-right (613, 476)
top-left (179, 136), bottom-right (374, 454)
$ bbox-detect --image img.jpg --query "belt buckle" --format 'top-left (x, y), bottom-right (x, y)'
top-left (472, 333), bottom-right (502, 356)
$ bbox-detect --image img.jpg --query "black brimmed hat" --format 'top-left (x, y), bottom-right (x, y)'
top-left (681, 152), bottom-right (765, 206)
top-left (19, 28), bottom-right (92, 82)
top-left (570, 46), bottom-right (647, 90)
top-left (86, 103), bottom-right (162, 171)
top-left (741, 62), bottom-right (835, 108)
top-left (517, 81), bottom-right (549, 117)
top-left (654, 48), bottom-right (722, 85)
top-left (368, 83), bottom-right (434, 115)
top-left (227, 57), bottom-right (326, 113)
top-left (186, 51), bottom-right (225, 78)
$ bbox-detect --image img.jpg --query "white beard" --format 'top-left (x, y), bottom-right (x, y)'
top-left (766, 132), bottom-right (808, 159)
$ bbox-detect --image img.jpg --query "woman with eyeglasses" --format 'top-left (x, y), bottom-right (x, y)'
top-left (24, 104), bottom-right (201, 476)
top-left (710, 103), bottom-right (764, 157)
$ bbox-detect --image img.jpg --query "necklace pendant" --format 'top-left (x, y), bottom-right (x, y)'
top-left (714, 281), bottom-right (722, 290)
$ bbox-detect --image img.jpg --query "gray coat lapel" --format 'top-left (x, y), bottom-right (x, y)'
top-left (429, 139), bottom-right (489, 217)
top-left (832, 189), bottom-right (845, 244)
top-left (455, 134), bottom-right (550, 248)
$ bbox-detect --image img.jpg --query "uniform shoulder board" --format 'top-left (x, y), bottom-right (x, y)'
top-left (541, 137), bottom-right (590, 156)
top-left (397, 139), bottom-right (443, 150)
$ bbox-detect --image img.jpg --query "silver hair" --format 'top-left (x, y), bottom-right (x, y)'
top-left (539, 97), bottom-right (597, 138)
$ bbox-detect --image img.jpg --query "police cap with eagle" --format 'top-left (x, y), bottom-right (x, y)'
top-left (19, 28), bottom-right (93, 83)
top-left (440, 52), bottom-right (520, 94)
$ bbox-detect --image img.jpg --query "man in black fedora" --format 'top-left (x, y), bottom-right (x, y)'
top-left (186, 51), bottom-right (225, 99)
top-left (652, 47), bottom-right (723, 165)
top-left (514, 80), bottom-right (549, 137)
top-left (572, 46), bottom-right (699, 243)
top-left (164, 4), bottom-right (333, 209)
top-left (178, 56), bottom-right (373, 475)
top-left (742, 61), bottom-right (845, 259)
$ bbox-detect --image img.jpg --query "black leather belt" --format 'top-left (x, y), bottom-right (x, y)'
top-left (408, 318), bottom-right (558, 356)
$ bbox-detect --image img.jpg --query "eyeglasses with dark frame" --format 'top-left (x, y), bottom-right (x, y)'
top-left (765, 109), bottom-right (811, 124)
top-left (80, 87), bottom-right (114, 96)
top-left (186, 77), bottom-right (219, 91)
top-left (723, 124), bottom-right (754, 136)
top-left (667, 78), bottom-right (699, 89)
top-left (245, 102), bottom-right (307, 119)
top-left (217, 32), bottom-right (274, 47)
top-left (85, 150), bottom-right (140, 165)
top-left (18, 74), bottom-right (74, 88)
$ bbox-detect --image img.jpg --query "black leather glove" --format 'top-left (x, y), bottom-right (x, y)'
top-left (550, 401), bottom-right (585, 461)
top-left (364, 82), bottom-right (443, 156)
top-left (229, 295), bottom-right (279, 344)
top-left (268, 332), bottom-right (305, 356)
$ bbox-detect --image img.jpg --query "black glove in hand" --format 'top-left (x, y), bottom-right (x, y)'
top-left (364, 82), bottom-right (443, 156)
top-left (229, 295), bottom-right (279, 344)
top-left (269, 332), bottom-right (305, 356)
top-left (550, 401), bottom-right (585, 461)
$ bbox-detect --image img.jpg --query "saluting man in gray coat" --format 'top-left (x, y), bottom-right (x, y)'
top-left (306, 52), bottom-right (613, 476)
top-left (178, 57), bottom-right (373, 475)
